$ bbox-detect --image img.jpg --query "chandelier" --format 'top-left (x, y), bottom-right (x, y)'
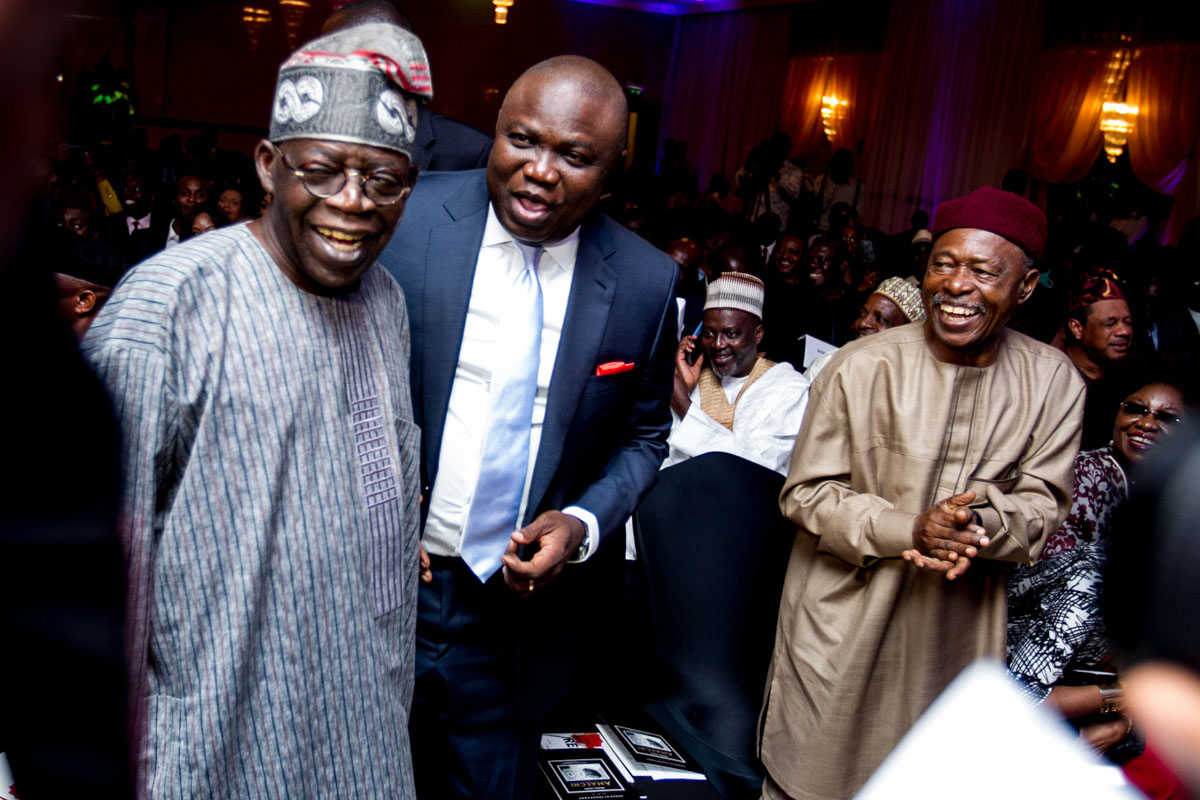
top-left (493, 0), bottom-right (513, 24)
top-left (1098, 34), bottom-right (1139, 163)
top-left (821, 95), bottom-right (848, 139)
top-left (1100, 102), bottom-right (1138, 163)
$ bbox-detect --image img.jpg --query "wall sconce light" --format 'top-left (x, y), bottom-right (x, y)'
top-left (493, 0), bottom-right (513, 24)
top-left (821, 94), bottom-right (848, 138)
top-left (279, 0), bottom-right (312, 49)
top-left (242, 6), bottom-right (272, 51)
top-left (1100, 101), bottom-right (1139, 163)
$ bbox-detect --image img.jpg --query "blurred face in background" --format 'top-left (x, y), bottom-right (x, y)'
top-left (218, 189), bottom-right (244, 223)
top-left (175, 175), bottom-right (208, 219)
top-left (191, 211), bottom-right (217, 237)
top-left (771, 235), bottom-right (805, 284)
top-left (852, 293), bottom-right (908, 338)
top-left (805, 241), bottom-right (837, 289)
top-left (59, 207), bottom-right (93, 238)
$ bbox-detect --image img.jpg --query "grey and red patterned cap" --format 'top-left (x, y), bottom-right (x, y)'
top-left (269, 22), bottom-right (433, 157)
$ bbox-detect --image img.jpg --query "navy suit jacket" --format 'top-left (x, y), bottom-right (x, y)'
top-left (378, 170), bottom-right (678, 719)
top-left (411, 111), bottom-right (492, 172)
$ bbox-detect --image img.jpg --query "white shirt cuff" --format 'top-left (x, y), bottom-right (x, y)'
top-left (562, 506), bottom-right (599, 562)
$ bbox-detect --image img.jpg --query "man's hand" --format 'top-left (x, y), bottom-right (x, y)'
top-left (418, 542), bottom-right (432, 584)
top-left (671, 335), bottom-right (703, 417)
top-left (417, 494), bottom-right (431, 584)
top-left (501, 510), bottom-right (587, 595)
top-left (901, 491), bottom-right (989, 581)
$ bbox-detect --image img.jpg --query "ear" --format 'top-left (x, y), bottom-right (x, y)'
top-left (754, 323), bottom-right (764, 347)
top-left (1016, 268), bottom-right (1039, 305)
top-left (1066, 316), bottom-right (1083, 341)
top-left (253, 140), bottom-right (278, 196)
top-left (75, 289), bottom-right (96, 316)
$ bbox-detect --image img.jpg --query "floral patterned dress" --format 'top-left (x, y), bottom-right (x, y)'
top-left (1037, 446), bottom-right (1128, 560)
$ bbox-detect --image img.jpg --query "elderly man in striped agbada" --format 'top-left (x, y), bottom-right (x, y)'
top-left (82, 22), bottom-right (430, 798)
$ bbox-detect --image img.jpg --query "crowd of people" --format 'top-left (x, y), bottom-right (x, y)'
top-left (10, 1), bottom-right (1200, 799)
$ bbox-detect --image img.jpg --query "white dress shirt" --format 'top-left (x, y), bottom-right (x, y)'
top-left (424, 204), bottom-right (599, 563)
top-left (165, 217), bottom-right (181, 248)
top-left (126, 212), bottom-right (152, 234)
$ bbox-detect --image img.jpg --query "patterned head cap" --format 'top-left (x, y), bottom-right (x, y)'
top-left (1068, 268), bottom-right (1126, 312)
top-left (269, 22), bottom-right (433, 157)
top-left (704, 273), bottom-right (765, 319)
top-left (872, 276), bottom-right (926, 323)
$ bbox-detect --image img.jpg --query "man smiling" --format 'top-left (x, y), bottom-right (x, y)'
top-left (668, 273), bottom-right (809, 474)
top-left (82, 22), bottom-right (430, 797)
top-left (379, 55), bottom-right (678, 799)
top-left (760, 186), bottom-right (1086, 800)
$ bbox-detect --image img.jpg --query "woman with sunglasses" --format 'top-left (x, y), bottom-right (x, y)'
top-left (1007, 373), bottom-right (1190, 797)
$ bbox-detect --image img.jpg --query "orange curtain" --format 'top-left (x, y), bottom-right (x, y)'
top-left (1127, 45), bottom-right (1200, 243)
top-left (780, 54), bottom-right (878, 166)
top-left (781, 56), bottom-right (834, 162)
top-left (1024, 48), bottom-right (1109, 184)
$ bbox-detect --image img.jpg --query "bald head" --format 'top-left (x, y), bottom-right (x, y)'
top-left (486, 55), bottom-right (629, 243)
top-left (323, 0), bottom-right (412, 34)
top-left (501, 56), bottom-right (628, 156)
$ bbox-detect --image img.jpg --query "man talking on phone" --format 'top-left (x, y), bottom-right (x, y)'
top-left (668, 272), bottom-right (809, 475)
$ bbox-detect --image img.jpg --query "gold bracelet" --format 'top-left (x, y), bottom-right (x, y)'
top-left (1099, 682), bottom-right (1125, 715)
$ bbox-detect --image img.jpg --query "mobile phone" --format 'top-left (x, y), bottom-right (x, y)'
top-left (684, 322), bottom-right (703, 365)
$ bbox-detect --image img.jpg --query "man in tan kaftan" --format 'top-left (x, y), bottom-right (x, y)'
top-left (760, 187), bottom-right (1086, 800)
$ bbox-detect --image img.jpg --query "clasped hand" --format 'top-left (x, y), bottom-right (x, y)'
top-left (902, 491), bottom-right (989, 580)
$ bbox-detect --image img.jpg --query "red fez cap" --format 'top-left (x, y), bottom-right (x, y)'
top-left (932, 186), bottom-right (1047, 260)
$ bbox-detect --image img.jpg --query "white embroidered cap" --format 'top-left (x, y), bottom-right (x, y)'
top-left (704, 272), bottom-right (765, 319)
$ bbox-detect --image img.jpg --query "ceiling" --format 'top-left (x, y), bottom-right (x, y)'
top-left (567, 0), bottom-right (807, 15)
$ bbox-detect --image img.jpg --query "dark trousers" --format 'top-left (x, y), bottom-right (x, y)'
top-left (412, 555), bottom-right (541, 800)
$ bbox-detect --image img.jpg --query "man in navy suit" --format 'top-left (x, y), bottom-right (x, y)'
top-left (379, 56), bottom-right (678, 799)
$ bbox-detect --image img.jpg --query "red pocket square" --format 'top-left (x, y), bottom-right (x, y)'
top-left (595, 361), bottom-right (635, 376)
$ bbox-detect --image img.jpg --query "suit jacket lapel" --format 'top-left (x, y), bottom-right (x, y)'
top-left (526, 216), bottom-right (617, 520)
top-left (413, 109), bottom-right (436, 171)
top-left (422, 175), bottom-right (489, 480)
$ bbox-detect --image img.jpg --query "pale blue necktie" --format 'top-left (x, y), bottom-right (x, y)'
top-left (460, 241), bottom-right (544, 581)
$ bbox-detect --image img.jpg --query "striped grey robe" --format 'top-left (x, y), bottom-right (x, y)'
top-left (82, 224), bottom-right (421, 798)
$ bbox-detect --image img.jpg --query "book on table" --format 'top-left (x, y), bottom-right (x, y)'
top-left (596, 714), bottom-right (706, 781)
top-left (537, 743), bottom-right (631, 800)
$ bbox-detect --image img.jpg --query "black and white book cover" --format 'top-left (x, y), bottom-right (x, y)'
top-left (538, 748), bottom-right (630, 800)
top-left (598, 714), bottom-right (699, 772)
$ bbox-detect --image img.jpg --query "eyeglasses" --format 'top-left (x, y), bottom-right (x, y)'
top-left (1120, 401), bottom-right (1183, 426)
top-left (270, 142), bottom-right (412, 206)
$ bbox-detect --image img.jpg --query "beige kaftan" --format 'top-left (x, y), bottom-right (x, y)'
top-left (760, 324), bottom-right (1085, 800)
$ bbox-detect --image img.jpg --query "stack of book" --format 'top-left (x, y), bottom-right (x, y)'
top-left (538, 716), bottom-right (705, 799)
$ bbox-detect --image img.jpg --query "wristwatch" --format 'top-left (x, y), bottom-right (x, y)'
top-left (568, 529), bottom-right (591, 563)
top-left (1099, 682), bottom-right (1125, 715)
